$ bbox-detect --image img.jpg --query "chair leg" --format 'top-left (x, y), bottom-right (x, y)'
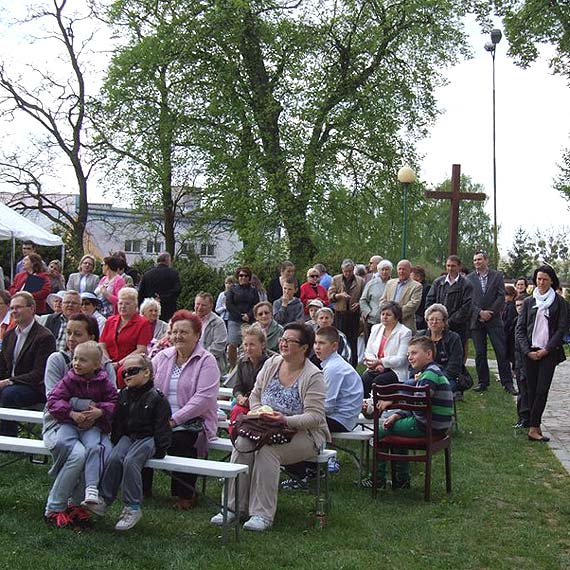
top-left (372, 454), bottom-right (377, 498)
top-left (424, 455), bottom-right (432, 501)
top-left (445, 447), bottom-right (452, 495)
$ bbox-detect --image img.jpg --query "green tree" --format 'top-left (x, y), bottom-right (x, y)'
top-left (0, 0), bottom-right (98, 258)
top-left (501, 226), bottom-right (536, 279)
top-left (102, 0), bottom-right (482, 269)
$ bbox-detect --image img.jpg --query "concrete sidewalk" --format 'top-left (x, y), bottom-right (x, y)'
top-left (467, 357), bottom-right (570, 473)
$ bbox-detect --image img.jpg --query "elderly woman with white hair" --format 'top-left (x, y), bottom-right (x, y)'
top-left (140, 297), bottom-right (168, 341)
top-left (359, 259), bottom-right (393, 340)
top-left (416, 303), bottom-right (464, 398)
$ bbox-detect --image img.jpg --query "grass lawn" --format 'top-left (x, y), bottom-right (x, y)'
top-left (1, 385), bottom-right (570, 570)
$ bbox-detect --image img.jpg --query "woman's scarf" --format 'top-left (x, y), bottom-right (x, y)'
top-left (532, 286), bottom-right (556, 312)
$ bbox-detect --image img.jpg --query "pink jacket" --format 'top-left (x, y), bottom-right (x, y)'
top-left (152, 345), bottom-right (219, 455)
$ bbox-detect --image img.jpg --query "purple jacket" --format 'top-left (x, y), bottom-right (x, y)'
top-left (47, 368), bottom-right (118, 433)
top-left (152, 344), bottom-right (219, 455)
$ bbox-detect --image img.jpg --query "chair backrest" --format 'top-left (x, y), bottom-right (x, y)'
top-left (371, 383), bottom-right (434, 446)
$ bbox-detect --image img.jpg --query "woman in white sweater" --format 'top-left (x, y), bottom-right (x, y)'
top-left (361, 301), bottom-right (412, 397)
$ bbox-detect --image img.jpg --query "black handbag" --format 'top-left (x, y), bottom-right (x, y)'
top-left (456, 366), bottom-right (474, 391)
top-left (172, 417), bottom-right (204, 433)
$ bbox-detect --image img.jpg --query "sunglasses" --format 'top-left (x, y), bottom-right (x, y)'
top-left (123, 366), bottom-right (144, 378)
top-left (238, 273), bottom-right (249, 278)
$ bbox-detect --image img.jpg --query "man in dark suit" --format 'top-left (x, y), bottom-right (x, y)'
top-left (137, 252), bottom-right (181, 322)
top-left (426, 255), bottom-right (473, 345)
top-left (0, 291), bottom-right (56, 435)
top-left (467, 251), bottom-right (517, 394)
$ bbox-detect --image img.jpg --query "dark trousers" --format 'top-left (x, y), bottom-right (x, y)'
top-left (0, 384), bottom-right (45, 436)
top-left (525, 351), bottom-right (558, 428)
top-left (335, 311), bottom-right (360, 368)
top-left (471, 320), bottom-right (513, 386)
top-left (516, 373), bottom-right (529, 425)
top-left (361, 368), bottom-right (398, 399)
top-left (142, 430), bottom-right (199, 498)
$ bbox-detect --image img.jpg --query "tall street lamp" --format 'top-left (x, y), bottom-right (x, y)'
top-left (397, 165), bottom-right (416, 259)
top-left (485, 28), bottom-right (502, 267)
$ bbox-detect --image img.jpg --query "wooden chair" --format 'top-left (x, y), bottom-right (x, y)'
top-left (371, 383), bottom-right (451, 501)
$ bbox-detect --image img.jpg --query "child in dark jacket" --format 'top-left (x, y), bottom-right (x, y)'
top-left (84, 354), bottom-right (171, 531)
top-left (47, 341), bottom-right (118, 507)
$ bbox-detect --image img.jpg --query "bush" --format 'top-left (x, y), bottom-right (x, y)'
top-left (174, 256), bottom-right (227, 310)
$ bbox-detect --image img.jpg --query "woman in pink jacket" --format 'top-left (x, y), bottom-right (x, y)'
top-left (149, 310), bottom-right (220, 509)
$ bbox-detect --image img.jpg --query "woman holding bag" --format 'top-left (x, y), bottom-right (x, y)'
top-left (211, 322), bottom-right (330, 532)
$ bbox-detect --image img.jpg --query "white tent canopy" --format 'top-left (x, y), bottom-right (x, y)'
top-left (0, 201), bottom-right (64, 282)
top-left (0, 202), bottom-right (64, 246)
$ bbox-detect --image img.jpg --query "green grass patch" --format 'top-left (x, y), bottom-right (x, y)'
top-left (1, 384), bottom-right (569, 570)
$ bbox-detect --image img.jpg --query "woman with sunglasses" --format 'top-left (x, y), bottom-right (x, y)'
top-left (225, 267), bottom-right (260, 369)
top-left (253, 301), bottom-right (283, 352)
top-left (42, 313), bottom-right (116, 529)
top-left (149, 310), bottom-right (219, 509)
top-left (211, 322), bottom-right (329, 532)
top-left (300, 267), bottom-right (329, 318)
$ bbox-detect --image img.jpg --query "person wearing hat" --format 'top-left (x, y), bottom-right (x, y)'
top-left (300, 267), bottom-right (329, 319)
top-left (37, 291), bottom-right (65, 327)
top-left (80, 292), bottom-right (106, 335)
top-left (306, 299), bottom-right (324, 331)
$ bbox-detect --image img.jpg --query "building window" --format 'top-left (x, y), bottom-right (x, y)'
top-left (124, 239), bottom-right (142, 253)
top-left (200, 243), bottom-right (215, 257)
top-left (146, 240), bottom-right (163, 254)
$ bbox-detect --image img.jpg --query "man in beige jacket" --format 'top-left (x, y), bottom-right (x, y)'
top-left (379, 259), bottom-right (422, 333)
top-left (328, 259), bottom-right (364, 367)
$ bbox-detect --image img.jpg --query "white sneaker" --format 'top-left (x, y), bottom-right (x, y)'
top-left (81, 498), bottom-right (107, 516)
top-left (243, 515), bottom-right (272, 532)
top-left (84, 486), bottom-right (99, 504)
top-left (115, 506), bottom-right (142, 531)
top-left (210, 511), bottom-right (236, 526)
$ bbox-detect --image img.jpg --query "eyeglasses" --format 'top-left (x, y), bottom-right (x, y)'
top-left (309, 274), bottom-right (319, 278)
top-left (427, 318), bottom-right (444, 324)
top-left (256, 311), bottom-right (271, 316)
top-left (124, 366), bottom-right (144, 378)
top-left (279, 337), bottom-right (302, 346)
top-left (238, 274), bottom-right (249, 278)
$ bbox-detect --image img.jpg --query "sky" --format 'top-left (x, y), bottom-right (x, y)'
top-left (0, 3), bottom-right (568, 256)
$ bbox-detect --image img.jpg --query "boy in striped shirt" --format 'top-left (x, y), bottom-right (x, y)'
top-left (376, 336), bottom-right (453, 488)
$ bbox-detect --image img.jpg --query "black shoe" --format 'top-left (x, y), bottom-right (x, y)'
top-left (514, 421), bottom-right (529, 429)
top-left (392, 479), bottom-right (411, 490)
top-left (528, 435), bottom-right (550, 443)
top-left (361, 477), bottom-right (386, 490)
top-left (473, 384), bottom-right (488, 393)
top-left (504, 384), bottom-right (518, 396)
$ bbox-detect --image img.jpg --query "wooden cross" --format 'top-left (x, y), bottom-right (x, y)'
top-left (424, 164), bottom-right (487, 255)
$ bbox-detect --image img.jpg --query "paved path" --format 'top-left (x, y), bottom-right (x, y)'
top-left (542, 359), bottom-right (570, 473)
top-left (467, 357), bottom-right (570, 473)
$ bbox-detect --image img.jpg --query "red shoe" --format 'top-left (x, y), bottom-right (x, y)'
top-left (45, 511), bottom-right (74, 529)
top-left (67, 505), bottom-right (92, 529)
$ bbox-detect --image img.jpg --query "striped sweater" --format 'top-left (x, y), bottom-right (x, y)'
top-left (409, 362), bottom-right (453, 432)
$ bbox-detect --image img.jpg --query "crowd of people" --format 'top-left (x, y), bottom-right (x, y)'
top-left (0, 241), bottom-right (567, 533)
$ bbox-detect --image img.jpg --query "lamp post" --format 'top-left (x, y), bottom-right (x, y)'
top-left (397, 166), bottom-right (416, 259)
top-left (485, 28), bottom-right (502, 268)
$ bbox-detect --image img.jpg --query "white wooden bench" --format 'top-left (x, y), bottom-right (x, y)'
top-left (208, 436), bottom-right (336, 521)
top-left (0, 410), bottom-right (248, 543)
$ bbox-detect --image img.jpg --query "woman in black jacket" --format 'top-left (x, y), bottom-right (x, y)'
top-left (417, 303), bottom-right (464, 397)
top-left (516, 266), bottom-right (568, 442)
top-left (225, 266), bottom-right (260, 369)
